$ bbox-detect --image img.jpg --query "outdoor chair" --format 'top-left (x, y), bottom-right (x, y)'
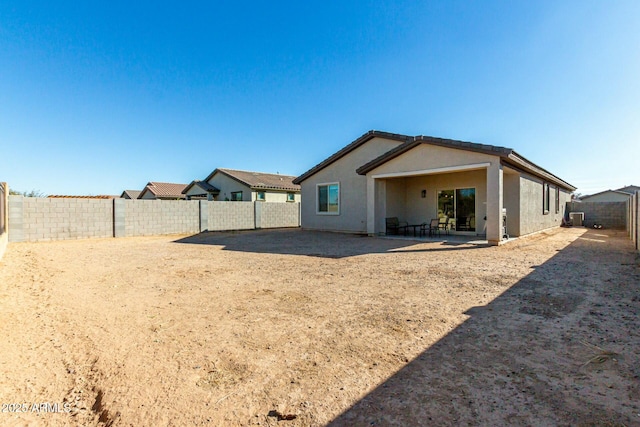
top-left (385, 217), bottom-right (408, 235)
top-left (421, 218), bottom-right (441, 237)
top-left (438, 217), bottom-right (451, 235)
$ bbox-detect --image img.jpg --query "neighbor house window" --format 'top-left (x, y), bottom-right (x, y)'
top-left (543, 183), bottom-right (550, 214)
top-left (555, 187), bottom-right (560, 214)
top-left (286, 192), bottom-right (295, 202)
top-left (317, 183), bottom-right (339, 214)
top-left (231, 191), bottom-right (243, 201)
top-left (257, 191), bottom-right (266, 201)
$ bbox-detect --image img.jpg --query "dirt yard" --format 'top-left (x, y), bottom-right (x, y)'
top-left (0, 228), bottom-right (638, 426)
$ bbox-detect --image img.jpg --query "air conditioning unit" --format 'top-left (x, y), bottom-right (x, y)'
top-left (570, 212), bottom-right (584, 226)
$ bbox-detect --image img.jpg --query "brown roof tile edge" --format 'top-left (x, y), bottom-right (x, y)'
top-left (206, 168), bottom-right (301, 192)
top-left (292, 130), bottom-right (413, 185)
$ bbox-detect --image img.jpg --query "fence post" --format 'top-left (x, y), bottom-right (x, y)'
top-left (199, 200), bottom-right (209, 232)
top-left (254, 201), bottom-right (262, 229)
top-left (113, 198), bottom-right (125, 238)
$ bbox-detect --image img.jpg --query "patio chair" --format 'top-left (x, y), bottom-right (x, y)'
top-left (438, 217), bottom-right (450, 235)
top-left (385, 217), bottom-right (408, 235)
top-left (420, 218), bottom-right (441, 237)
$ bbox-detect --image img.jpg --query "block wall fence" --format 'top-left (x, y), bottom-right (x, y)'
top-left (565, 201), bottom-right (628, 230)
top-left (8, 196), bottom-right (300, 243)
top-left (0, 183), bottom-right (8, 260)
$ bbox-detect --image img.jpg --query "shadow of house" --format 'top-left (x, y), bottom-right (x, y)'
top-left (173, 229), bottom-right (489, 258)
top-left (327, 229), bottom-right (640, 426)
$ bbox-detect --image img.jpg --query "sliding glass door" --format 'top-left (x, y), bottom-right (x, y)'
top-left (437, 188), bottom-right (476, 232)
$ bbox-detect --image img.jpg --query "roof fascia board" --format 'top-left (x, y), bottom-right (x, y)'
top-left (370, 162), bottom-right (491, 179)
top-left (293, 130), bottom-right (411, 184)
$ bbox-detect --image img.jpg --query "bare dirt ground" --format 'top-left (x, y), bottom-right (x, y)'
top-left (0, 227), bottom-right (638, 426)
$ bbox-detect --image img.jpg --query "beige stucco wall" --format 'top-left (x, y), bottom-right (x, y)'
top-left (503, 170), bottom-right (521, 236)
top-left (299, 136), bottom-right (405, 233)
top-left (518, 175), bottom-right (570, 235)
top-left (252, 190), bottom-right (301, 203)
top-left (366, 144), bottom-right (498, 236)
top-left (378, 170), bottom-right (488, 233)
top-left (207, 173), bottom-right (251, 201)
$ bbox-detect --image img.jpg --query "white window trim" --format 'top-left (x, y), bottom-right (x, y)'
top-left (316, 182), bottom-right (340, 215)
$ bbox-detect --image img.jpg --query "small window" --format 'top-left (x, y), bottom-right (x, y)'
top-left (543, 183), bottom-right (550, 214)
top-left (231, 191), bottom-right (243, 201)
top-left (286, 192), bottom-right (295, 202)
top-left (555, 187), bottom-right (560, 214)
top-left (317, 183), bottom-right (339, 214)
top-left (257, 191), bottom-right (266, 201)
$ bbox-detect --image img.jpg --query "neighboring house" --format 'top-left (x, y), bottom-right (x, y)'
top-left (293, 130), bottom-right (576, 245)
top-left (191, 168), bottom-right (301, 203)
top-left (182, 180), bottom-right (220, 201)
top-left (120, 190), bottom-right (141, 199)
top-left (580, 185), bottom-right (640, 202)
top-left (137, 182), bottom-right (187, 200)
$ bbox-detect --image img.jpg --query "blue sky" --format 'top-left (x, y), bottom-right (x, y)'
top-left (1, 1), bottom-right (638, 196)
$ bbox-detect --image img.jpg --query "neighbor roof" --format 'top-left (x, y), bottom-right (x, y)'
top-left (294, 130), bottom-right (576, 191)
top-left (138, 182), bottom-right (188, 199)
top-left (616, 185), bottom-right (640, 194)
top-left (205, 168), bottom-right (300, 192)
top-left (120, 190), bottom-right (141, 199)
top-left (580, 189), bottom-right (633, 201)
top-left (48, 195), bottom-right (117, 199)
top-left (182, 180), bottom-right (220, 195)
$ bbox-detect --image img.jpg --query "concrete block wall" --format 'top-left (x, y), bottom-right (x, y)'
top-left (8, 197), bottom-right (301, 243)
top-left (566, 201), bottom-right (627, 230)
top-left (123, 199), bottom-right (200, 237)
top-left (0, 183), bottom-right (8, 260)
top-left (257, 202), bottom-right (300, 229)
top-left (207, 201), bottom-right (255, 231)
top-left (9, 196), bottom-right (113, 242)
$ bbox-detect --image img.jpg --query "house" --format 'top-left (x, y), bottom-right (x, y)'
top-left (120, 190), bottom-right (141, 199)
top-left (188, 168), bottom-right (301, 202)
top-left (137, 182), bottom-right (187, 200)
top-left (293, 130), bottom-right (576, 245)
top-left (580, 186), bottom-right (640, 202)
top-left (182, 180), bottom-right (220, 201)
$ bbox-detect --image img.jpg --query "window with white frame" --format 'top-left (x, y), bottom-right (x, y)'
top-left (286, 192), bottom-right (295, 202)
top-left (555, 187), bottom-right (560, 214)
top-left (257, 191), bottom-right (266, 201)
top-left (231, 191), bottom-right (243, 201)
top-left (317, 183), bottom-right (339, 214)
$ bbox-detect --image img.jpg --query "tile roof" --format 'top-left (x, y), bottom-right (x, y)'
top-left (182, 180), bottom-right (220, 194)
top-left (207, 168), bottom-right (301, 192)
top-left (139, 182), bottom-right (188, 199)
top-left (121, 190), bottom-right (141, 199)
top-left (48, 195), bottom-right (117, 199)
top-left (295, 130), bottom-right (576, 191)
top-left (616, 185), bottom-right (640, 194)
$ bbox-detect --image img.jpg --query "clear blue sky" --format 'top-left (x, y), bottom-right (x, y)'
top-left (2, 1), bottom-right (638, 196)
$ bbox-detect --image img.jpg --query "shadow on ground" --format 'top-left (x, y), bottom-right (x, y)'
top-left (173, 228), bottom-right (488, 258)
top-left (327, 229), bottom-right (640, 426)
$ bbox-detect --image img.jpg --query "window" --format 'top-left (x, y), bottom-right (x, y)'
top-left (231, 191), bottom-right (243, 201)
top-left (317, 183), bottom-right (339, 214)
top-left (555, 187), bottom-right (560, 214)
top-left (257, 191), bottom-right (265, 201)
top-left (543, 183), bottom-right (550, 214)
top-left (286, 192), bottom-right (295, 202)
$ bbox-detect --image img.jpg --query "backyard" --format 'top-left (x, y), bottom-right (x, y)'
top-left (0, 227), bottom-right (638, 426)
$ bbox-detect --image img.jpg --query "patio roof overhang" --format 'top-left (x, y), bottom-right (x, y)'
top-left (367, 162), bottom-right (492, 180)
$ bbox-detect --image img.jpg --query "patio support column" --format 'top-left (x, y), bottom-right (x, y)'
top-left (366, 176), bottom-right (376, 235)
top-left (486, 162), bottom-right (504, 245)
